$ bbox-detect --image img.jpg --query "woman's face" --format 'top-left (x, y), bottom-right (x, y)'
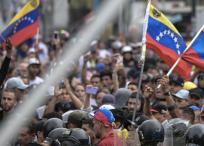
top-left (75, 85), bottom-right (86, 98)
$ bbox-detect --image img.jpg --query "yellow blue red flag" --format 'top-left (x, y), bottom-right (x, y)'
top-left (182, 25), bottom-right (204, 70)
top-left (146, 4), bottom-right (191, 79)
top-left (0, 0), bottom-right (40, 47)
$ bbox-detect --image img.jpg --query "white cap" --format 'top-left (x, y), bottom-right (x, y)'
top-left (28, 58), bottom-right (40, 65)
top-left (122, 46), bottom-right (132, 53)
top-left (28, 48), bottom-right (36, 54)
top-left (5, 77), bottom-right (29, 90)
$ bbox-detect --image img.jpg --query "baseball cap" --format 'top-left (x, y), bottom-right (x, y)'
top-left (189, 88), bottom-right (204, 99)
top-left (28, 58), bottom-right (40, 65)
top-left (111, 40), bottom-right (123, 49)
top-left (172, 89), bottom-right (189, 100)
top-left (5, 77), bottom-right (29, 90)
top-left (99, 104), bottom-right (115, 110)
top-left (121, 46), bottom-right (132, 53)
top-left (189, 105), bottom-right (200, 111)
top-left (28, 47), bottom-right (36, 54)
top-left (151, 103), bottom-right (167, 114)
top-left (94, 108), bottom-right (115, 127)
top-left (183, 81), bottom-right (197, 90)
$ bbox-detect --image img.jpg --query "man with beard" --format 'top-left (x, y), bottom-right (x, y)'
top-left (93, 108), bottom-right (126, 146)
top-left (0, 88), bottom-right (17, 121)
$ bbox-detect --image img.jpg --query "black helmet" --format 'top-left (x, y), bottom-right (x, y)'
top-left (186, 124), bottom-right (204, 145)
top-left (138, 120), bottom-right (164, 145)
top-left (47, 128), bottom-right (91, 146)
top-left (43, 118), bottom-right (63, 137)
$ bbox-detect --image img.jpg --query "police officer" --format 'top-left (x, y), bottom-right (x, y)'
top-left (185, 124), bottom-right (204, 146)
top-left (43, 118), bottom-right (63, 138)
top-left (45, 128), bottom-right (91, 146)
top-left (137, 120), bottom-right (164, 146)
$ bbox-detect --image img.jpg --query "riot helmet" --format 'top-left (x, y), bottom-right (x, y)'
top-left (163, 118), bottom-right (190, 146)
top-left (43, 118), bottom-right (63, 138)
top-left (185, 124), bottom-right (204, 146)
top-left (137, 120), bottom-right (164, 146)
top-left (46, 128), bottom-right (91, 146)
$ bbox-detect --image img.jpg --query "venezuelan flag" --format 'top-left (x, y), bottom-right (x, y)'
top-left (182, 27), bottom-right (204, 70)
top-left (146, 4), bottom-right (191, 79)
top-left (0, 0), bottom-right (40, 47)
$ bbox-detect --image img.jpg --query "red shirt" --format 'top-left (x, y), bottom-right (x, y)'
top-left (97, 131), bottom-right (126, 146)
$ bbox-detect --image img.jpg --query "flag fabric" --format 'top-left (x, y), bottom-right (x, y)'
top-left (146, 4), bottom-right (191, 79)
top-left (0, 0), bottom-right (40, 47)
top-left (182, 26), bottom-right (204, 70)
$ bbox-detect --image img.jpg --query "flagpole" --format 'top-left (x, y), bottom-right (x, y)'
top-left (35, 27), bottom-right (40, 45)
top-left (157, 24), bottom-right (204, 88)
top-left (132, 0), bottom-right (151, 123)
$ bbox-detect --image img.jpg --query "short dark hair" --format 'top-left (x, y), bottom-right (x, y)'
top-left (100, 71), bottom-right (112, 80)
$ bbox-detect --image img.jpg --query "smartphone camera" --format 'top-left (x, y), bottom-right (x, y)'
top-left (86, 86), bottom-right (98, 95)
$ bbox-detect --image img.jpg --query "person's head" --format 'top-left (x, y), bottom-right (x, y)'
top-left (189, 105), bottom-right (201, 124)
top-left (82, 118), bottom-right (96, 145)
top-left (93, 108), bottom-right (115, 138)
top-left (74, 84), bottom-right (86, 100)
top-left (189, 88), bottom-right (204, 106)
top-left (43, 118), bottom-right (63, 138)
top-left (17, 61), bottom-right (29, 80)
top-left (197, 72), bottom-right (204, 88)
top-left (90, 74), bottom-right (101, 88)
top-left (47, 128), bottom-right (91, 146)
top-left (138, 120), bottom-right (164, 146)
top-left (18, 124), bottom-right (35, 146)
top-left (185, 124), bottom-right (204, 146)
top-left (199, 106), bottom-right (204, 124)
top-left (66, 111), bottom-right (85, 129)
top-left (56, 83), bottom-right (71, 102)
top-left (173, 89), bottom-right (189, 108)
top-left (169, 75), bottom-right (184, 94)
top-left (111, 40), bottom-right (123, 54)
top-left (121, 46), bottom-right (133, 60)
top-left (1, 88), bottom-right (17, 112)
top-left (28, 58), bottom-right (41, 78)
top-left (101, 94), bottom-right (115, 105)
top-left (114, 88), bottom-right (131, 108)
top-left (181, 107), bottom-right (195, 124)
top-left (127, 92), bottom-right (144, 112)
top-left (127, 81), bottom-right (138, 93)
top-left (100, 71), bottom-right (113, 88)
top-left (4, 77), bottom-right (29, 102)
top-left (151, 103), bottom-right (168, 123)
top-left (95, 90), bottom-right (107, 107)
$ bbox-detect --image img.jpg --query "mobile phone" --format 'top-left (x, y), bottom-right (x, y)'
top-left (86, 86), bottom-right (98, 95)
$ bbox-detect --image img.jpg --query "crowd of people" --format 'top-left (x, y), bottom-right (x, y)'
top-left (0, 27), bottom-right (204, 146)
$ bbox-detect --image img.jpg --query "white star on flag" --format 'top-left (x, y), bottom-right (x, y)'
top-left (159, 32), bottom-right (163, 37)
top-left (156, 36), bottom-right (160, 41)
top-left (176, 43), bottom-right (180, 49)
top-left (174, 37), bottom-right (178, 43)
top-left (171, 33), bottom-right (174, 38)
